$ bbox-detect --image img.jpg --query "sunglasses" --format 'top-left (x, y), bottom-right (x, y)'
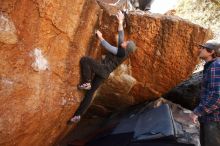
top-left (199, 46), bottom-right (212, 50)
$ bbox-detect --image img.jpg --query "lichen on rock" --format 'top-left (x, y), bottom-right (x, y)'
top-left (30, 48), bottom-right (49, 72)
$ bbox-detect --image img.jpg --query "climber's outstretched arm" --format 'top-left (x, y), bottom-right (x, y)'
top-left (96, 30), bottom-right (118, 55)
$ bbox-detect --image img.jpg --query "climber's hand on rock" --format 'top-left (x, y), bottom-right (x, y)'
top-left (116, 11), bottom-right (124, 23)
top-left (95, 30), bottom-right (103, 41)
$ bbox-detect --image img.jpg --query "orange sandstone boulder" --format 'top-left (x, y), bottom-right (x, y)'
top-left (94, 9), bottom-right (212, 110)
top-left (0, 0), bottom-right (212, 146)
top-left (0, 0), bottom-right (101, 146)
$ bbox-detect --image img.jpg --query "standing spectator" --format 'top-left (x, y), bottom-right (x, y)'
top-left (190, 40), bottom-right (220, 146)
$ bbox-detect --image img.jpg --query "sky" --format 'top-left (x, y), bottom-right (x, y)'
top-left (150, 0), bottom-right (179, 14)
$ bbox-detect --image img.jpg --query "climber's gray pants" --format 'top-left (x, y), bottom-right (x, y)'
top-left (74, 57), bottom-right (107, 116)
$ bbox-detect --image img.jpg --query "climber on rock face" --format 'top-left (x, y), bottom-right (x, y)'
top-left (67, 11), bottom-right (137, 124)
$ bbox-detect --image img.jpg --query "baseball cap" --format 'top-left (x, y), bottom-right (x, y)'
top-left (199, 40), bottom-right (220, 50)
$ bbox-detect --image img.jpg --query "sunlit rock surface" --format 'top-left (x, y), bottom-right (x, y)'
top-left (94, 8), bottom-right (212, 111)
top-left (0, 0), bottom-right (212, 146)
top-left (0, 0), bottom-right (101, 146)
